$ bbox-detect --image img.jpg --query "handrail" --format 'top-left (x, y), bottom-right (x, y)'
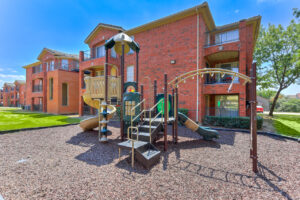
top-left (127, 126), bottom-right (139, 168)
top-left (131, 98), bottom-right (145, 112)
top-left (149, 98), bottom-right (163, 112)
top-left (149, 111), bottom-right (163, 143)
top-left (130, 99), bottom-right (146, 136)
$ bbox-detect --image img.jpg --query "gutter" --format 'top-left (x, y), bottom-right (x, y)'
top-left (196, 7), bottom-right (200, 122)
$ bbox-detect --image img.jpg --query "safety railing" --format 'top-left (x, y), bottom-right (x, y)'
top-left (131, 99), bottom-right (146, 129)
top-left (148, 98), bottom-right (164, 143)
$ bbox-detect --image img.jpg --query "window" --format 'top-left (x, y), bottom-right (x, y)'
top-left (96, 45), bottom-right (105, 58)
top-left (125, 101), bottom-right (136, 116)
top-left (74, 61), bottom-right (79, 69)
top-left (49, 78), bottom-right (53, 100)
top-left (215, 62), bottom-right (239, 83)
top-left (61, 59), bottom-right (68, 70)
top-left (45, 63), bottom-right (48, 71)
top-left (215, 95), bottom-right (239, 117)
top-left (215, 29), bottom-right (239, 44)
top-left (62, 83), bottom-right (68, 106)
top-left (111, 67), bottom-right (117, 76)
top-left (49, 61), bottom-right (54, 71)
top-left (127, 65), bottom-right (134, 82)
top-left (111, 47), bottom-right (117, 58)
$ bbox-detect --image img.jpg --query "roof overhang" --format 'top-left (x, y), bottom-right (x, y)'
top-left (125, 2), bottom-right (215, 35)
top-left (84, 24), bottom-right (125, 44)
top-left (22, 61), bottom-right (42, 69)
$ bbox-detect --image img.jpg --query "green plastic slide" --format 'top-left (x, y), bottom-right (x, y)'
top-left (178, 112), bottom-right (219, 141)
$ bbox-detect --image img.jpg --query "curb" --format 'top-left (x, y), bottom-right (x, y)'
top-left (0, 123), bottom-right (80, 135)
top-left (213, 127), bottom-right (299, 142)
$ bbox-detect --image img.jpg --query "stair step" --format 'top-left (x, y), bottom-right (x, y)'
top-left (118, 140), bottom-right (148, 150)
top-left (137, 125), bottom-right (158, 132)
top-left (136, 143), bottom-right (161, 169)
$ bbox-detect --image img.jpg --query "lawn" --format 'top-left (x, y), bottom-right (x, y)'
top-left (261, 113), bottom-right (300, 138)
top-left (0, 107), bottom-right (80, 131)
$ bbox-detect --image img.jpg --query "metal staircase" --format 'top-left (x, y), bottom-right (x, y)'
top-left (118, 99), bottom-right (164, 169)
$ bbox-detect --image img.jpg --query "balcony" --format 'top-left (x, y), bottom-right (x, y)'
top-left (32, 65), bottom-right (43, 74)
top-left (205, 29), bottom-right (239, 48)
top-left (48, 63), bottom-right (79, 72)
top-left (33, 85), bottom-right (43, 93)
top-left (204, 74), bottom-right (239, 85)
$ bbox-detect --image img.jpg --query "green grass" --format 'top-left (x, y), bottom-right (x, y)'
top-left (272, 114), bottom-right (300, 138)
top-left (0, 107), bottom-right (80, 131)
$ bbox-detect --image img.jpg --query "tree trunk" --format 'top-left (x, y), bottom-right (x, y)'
top-left (269, 88), bottom-right (282, 116)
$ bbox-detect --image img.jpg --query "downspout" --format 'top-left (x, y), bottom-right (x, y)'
top-left (196, 8), bottom-right (200, 122)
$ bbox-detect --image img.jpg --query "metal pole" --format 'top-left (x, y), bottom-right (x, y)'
top-left (105, 49), bottom-right (108, 102)
top-left (141, 85), bottom-right (144, 122)
top-left (250, 63), bottom-right (258, 173)
top-left (172, 88), bottom-right (175, 142)
top-left (120, 44), bottom-right (125, 141)
top-left (153, 80), bottom-right (157, 115)
top-left (175, 79), bottom-right (178, 144)
top-left (164, 74), bottom-right (168, 151)
top-left (136, 52), bottom-right (139, 92)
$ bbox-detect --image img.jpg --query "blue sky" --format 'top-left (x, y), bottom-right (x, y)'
top-left (0, 0), bottom-right (299, 94)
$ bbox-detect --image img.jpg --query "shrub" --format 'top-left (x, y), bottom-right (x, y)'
top-left (178, 108), bottom-right (189, 116)
top-left (203, 115), bottom-right (263, 129)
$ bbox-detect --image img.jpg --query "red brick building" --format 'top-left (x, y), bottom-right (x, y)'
top-left (1, 80), bottom-right (26, 107)
top-left (23, 48), bottom-right (79, 114)
top-left (78, 2), bottom-right (261, 122)
top-left (0, 89), bottom-right (3, 106)
top-left (78, 2), bottom-right (260, 121)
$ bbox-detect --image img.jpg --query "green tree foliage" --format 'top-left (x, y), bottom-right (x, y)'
top-left (275, 98), bottom-right (300, 112)
top-left (257, 89), bottom-right (277, 99)
top-left (254, 13), bottom-right (300, 116)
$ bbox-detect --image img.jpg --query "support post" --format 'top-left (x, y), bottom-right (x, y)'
top-left (141, 85), bottom-right (144, 122)
top-left (250, 63), bottom-right (258, 173)
top-left (175, 79), bottom-right (178, 144)
top-left (153, 80), bottom-right (157, 114)
top-left (172, 88), bottom-right (175, 142)
top-left (136, 52), bottom-right (139, 92)
top-left (120, 44), bottom-right (125, 141)
top-left (164, 74), bottom-right (168, 151)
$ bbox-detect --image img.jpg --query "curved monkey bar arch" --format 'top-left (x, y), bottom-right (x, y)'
top-left (168, 68), bottom-right (252, 88)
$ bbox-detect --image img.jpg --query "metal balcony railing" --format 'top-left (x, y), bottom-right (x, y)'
top-left (47, 63), bottom-right (79, 72)
top-left (204, 74), bottom-right (239, 84)
top-left (33, 85), bottom-right (43, 93)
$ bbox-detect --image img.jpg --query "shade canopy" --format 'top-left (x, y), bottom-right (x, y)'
top-left (105, 33), bottom-right (140, 55)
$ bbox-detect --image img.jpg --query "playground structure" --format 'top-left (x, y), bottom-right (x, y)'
top-left (79, 32), bottom-right (258, 172)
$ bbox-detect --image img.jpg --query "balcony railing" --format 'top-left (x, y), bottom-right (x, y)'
top-left (47, 63), bottom-right (79, 72)
top-left (83, 50), bottom-right (92, 61)
top-left (205, 29), bottom-right (239, 47)
top-left (204, 74), bottom-right (239, 84)
top-left (32, 65), bottom-right (43, 74)
top-left (33, 85), bottom-right (43, 93)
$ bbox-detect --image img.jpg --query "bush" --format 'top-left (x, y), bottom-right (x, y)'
top-left (203, 115), bottom-right (263, 129)
top-left (116, 106), bottom-right (121, 119)
top-left (178, 108), bottom-right (189, 116)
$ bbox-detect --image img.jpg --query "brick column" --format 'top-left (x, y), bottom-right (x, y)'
top-left (31, 97), bottom-right (34, 111)
top-left (42, 77), bottom-right (47, 113)
top-left (239, 20), bottom-right (247, 117)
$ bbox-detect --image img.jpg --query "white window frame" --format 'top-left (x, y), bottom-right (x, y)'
top-left (127, 36), bottom-right (134, 55)
top-left (111, 47), bottom-right (117, 58)
top-left (215, 29), bottom-right (239, 44)
top-left (126, 65), bottom-right (134, 82)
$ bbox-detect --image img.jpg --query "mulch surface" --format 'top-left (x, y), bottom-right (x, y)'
top-left (0, 123), bottom-right (299, 200)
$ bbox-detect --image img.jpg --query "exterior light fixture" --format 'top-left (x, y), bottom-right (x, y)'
top-left (170, 60), bottom-right (176, 64)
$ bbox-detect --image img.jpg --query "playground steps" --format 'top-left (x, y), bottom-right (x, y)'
top-left (143, 117), bottom-right (175, 123)
top-left (118, 121), bottom-right (163, 169)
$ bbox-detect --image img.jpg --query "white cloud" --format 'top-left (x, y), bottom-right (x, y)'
top-left (234, 9), bottom-right (239, 13)
top-left (0, 68), bottom-right (3, 72)
top-left (0, 74), bottom-right (25, 79)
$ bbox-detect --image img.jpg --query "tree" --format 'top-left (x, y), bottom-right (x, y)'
top-left (254, 15), bottom-right (300, 116)
top-left (257, 89), bottom-right (277, 99)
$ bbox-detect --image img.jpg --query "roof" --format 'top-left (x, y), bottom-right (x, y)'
top-left (85, 2), bottom-right (261, 47)
top-left (4, 83), bottom-right (14, 87)
top-left (37, 48), bottom-right (79, 60)
top-left (84, 23), bottom-right (125, 44)
top-left (22, 61), bottom-right (42, 69)
top-left (125, 2), bottom-right (215, 35)
top-left (14, 80), bottom-right (26, 85)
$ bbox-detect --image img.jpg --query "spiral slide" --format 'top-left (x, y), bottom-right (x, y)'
top-left (79, 95), bottom-right (116, 131)
top-left (178, 112), bottom-right (219, 141)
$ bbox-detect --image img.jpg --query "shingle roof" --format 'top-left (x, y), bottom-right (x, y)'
top-left (37, 48), bottom-right (79, 60)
